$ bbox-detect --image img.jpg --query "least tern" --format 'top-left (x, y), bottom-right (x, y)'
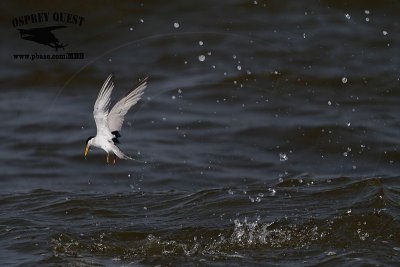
top-left (84, 74), bottom-right (148, 163)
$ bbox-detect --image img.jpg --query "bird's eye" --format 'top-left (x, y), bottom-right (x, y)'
top-left (86, 136), bottom-right (94, 144)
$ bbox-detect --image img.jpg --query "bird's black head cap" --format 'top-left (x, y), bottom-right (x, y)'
top-left (86, 136), bottom-right (95, 144)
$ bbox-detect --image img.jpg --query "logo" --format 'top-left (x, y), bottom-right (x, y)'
top-left (18, 26), bottom-right (67, 51)
top-left (12, 12), bottom-right (85, 60)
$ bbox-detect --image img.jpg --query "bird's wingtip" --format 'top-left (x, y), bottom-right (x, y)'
top-left (140, 76), bottom-right (149, 84)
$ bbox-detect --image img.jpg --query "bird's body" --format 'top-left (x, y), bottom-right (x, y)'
top-left (84, 74), bottom-right (148, 163)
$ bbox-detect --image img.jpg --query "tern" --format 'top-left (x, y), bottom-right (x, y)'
top-left (84, 74), bottom-right (148, 163)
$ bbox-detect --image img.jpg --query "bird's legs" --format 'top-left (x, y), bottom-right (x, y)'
top-left (106, 153), bottom-right (117, 165)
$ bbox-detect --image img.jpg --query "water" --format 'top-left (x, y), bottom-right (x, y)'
top-left (1, 1), bottom-right (400, 266)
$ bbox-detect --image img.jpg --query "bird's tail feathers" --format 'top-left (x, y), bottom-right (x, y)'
top-left (112, 146), bottom-right (133, 160)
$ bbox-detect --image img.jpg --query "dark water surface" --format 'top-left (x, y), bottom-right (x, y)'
top-left (1, 0), bottom-right (400, 266)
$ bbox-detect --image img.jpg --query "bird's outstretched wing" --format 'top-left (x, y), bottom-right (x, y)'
top-left (108, 77), bottom-right (148, 132)
top-left (93, 74), bottom-right (114, 137)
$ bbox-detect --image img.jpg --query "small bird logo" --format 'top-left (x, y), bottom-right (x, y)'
top-left (17, 26), bottom-right (68, 51)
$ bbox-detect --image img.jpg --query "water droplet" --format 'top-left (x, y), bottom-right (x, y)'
top-left (198, 55), bottom-right (205, 62)
top-left (237, 65), bottom-right (242, 70)
top-left (171, 95), bottom-right (176, 100)
top-left (279, 153), bottom-right (288, 161)
top-left (342, 77), bottom-right (348, 84)
top-left (328, 100), bottom-right (332, 105)
top-left (253, 0), bottom-right (258, 4)
top-left (364, 10), bottom-right (370, 15)
top-left (346, 122), bottom-right (351, 127)
top-left (382, 30), bottom-right (388, 36)
top-left (365, 17), bottom-right (370, 22)
top-left (268, 188), bottom-right (276, 196)
top-left (140, 19), bottom-right (144, 23)
top-left (129, 27), bottom-right (133, 31)
top-left (345, 14), bottom-right (351, 20)
top-left (173, 22), bottom-right (180, 28)
top-left (178, 89), bottom-right (182, 94)
top-left (199, 40), bottom-right (203, 46)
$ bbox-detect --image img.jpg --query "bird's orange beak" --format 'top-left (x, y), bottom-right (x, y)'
top-left (84, 144), bottom-right (90, 158)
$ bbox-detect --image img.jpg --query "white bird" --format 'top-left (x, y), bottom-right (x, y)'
top-left (84, 74), bottom-right (148, 164)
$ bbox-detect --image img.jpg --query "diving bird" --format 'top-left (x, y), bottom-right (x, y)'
top-left (84, 74), bottom-right (148, 163)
